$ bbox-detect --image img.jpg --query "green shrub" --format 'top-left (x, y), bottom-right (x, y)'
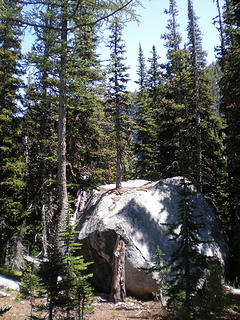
top-left (193, 265), bottom-right (230, 319)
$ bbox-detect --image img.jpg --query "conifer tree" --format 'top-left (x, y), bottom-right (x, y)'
top-left (148, 0), bottom-right (189, 179)
top-left (213, 0), bottom-right (225, 67)
top-left (163, 0), bottom-right (181, 55)
top-left (0, 0), bottom-right (26, 268)
top-left (23, 1), bottom-right (133, 253)
top-left (65, 15), bottom-right (102, 189)
top-left (166, 178), bottom-right (206, 317)
top-left (23, 4), bottom-right (59, 257)
top-left (135, 1), bottom-right (191, 181)
top-left (156, 0), bottom-right (189, 178)
top-left (20, 263), bottom-right (46, 319)
top-left (59, 215), bottom-right (93, 319)
top-left (18, 0), bottom-right (140, 250)
top-left (41, 244), bottom-right (65, 320)
top-left (162, 0), bottom-right (190, 107)
top-left (194, 264), bottom-right (229, 319)
top-left (134, 45), bottom-right (163, 180)
top-left (41, 217), bottom-right (93, 320)
top-left (134, 44), bottom-right (158, 179)
top-left (136, 43), bottom-right (147, 92)
top-left (186, 0), bottom-right (226, 211)
top-left (105, 17), bottom-right (133, 189)
top-left (147, 45), bottom-right (162, 102)
top-left (187, 0), bottom-right (203, 192)
top-left (219, 0), bottom-right (240, 286)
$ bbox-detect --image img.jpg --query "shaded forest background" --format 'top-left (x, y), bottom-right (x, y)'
top-left (0, 0), bottom-right (240, 290)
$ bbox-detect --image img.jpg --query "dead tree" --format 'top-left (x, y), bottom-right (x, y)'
top-left (110, 235), bottom-right (126, 302)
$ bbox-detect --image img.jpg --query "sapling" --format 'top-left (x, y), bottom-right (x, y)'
top-left (166, 178), bottom-right (207, 318)
top-left (20, 263), bottom-right (46, 319)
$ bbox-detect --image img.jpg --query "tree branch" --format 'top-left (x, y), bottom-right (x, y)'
top-left (86, 0), bottom-right (134, 26)
top-left (69, 0), bottom-right (82, 20)
top-left (7, 0), bottom-right (135, 31)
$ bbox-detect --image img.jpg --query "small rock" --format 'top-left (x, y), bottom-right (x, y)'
top-left (0, 275), bottom-right (20, 291)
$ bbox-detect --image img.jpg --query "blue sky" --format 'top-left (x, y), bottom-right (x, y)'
top-left (98, 0), bottom-right (224, 91)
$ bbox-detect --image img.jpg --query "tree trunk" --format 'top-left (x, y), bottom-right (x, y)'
top-left (10, 222), bottom-right (26, 271)
top-left (115, 93), bottom-right (122, 189)
top-left (56, 2), bottom-right (68, 249)
top-left (194, 68), bottom-right (202, 193)
top-left (42, 204), bottom-right (48, 257)
top-left (215, 0), bottom-right (225, 67)
top-left (110, 235), bottom-right (126, 302)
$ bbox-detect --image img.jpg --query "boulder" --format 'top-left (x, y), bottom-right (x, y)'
top-left (75, 177), bottom-right (228, 299)
top-left (0, 275), bottom-right (20, 291)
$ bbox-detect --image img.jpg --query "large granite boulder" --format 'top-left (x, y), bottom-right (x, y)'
top-left (75, 177), bottom-right (228, 299)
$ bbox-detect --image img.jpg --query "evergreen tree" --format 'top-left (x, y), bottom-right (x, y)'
top-left (20, 263), bottom-right (46, 319)
top-left (65, 13), bottom-right (102, 190)
top-left (194, 264), bottom-right (229, 319)
top-left (23, 1), bottom-right (119, 254)
top-left (135, 42), bottom-right (147, 92)
top-left (186, 0), bottom-right (226, 212)
top-left (135, 1), bottom-right (190, 181)
top-left (166, 178), bottom-right (206, 317)
top-left (134, 90), bottom-right (159, 179)
top-left (147, 45), bottom-right (162, 101)
top-left (155, 0), bottom-right (189, 178)
top-left (134, 45), bottom-right (163, 180)
top-left (105, 17), bottom-right (134, 188)
top-left (187, 0), bottom-right (203, 192)
top-left (41, 244), bottom-right (65, 320)
top-left (23, 4), bottom-right (59, 257)
top-left (0, 0), bottom-right (26, 268)
top-left (134, 45), bottom-right (157, 179)
top-left (206, 62), bottom-right (222, 109)
top-left (163, 0), bottom-right (181, 55)
top-left (144, 0), bottom-right (188, 179)
top-left (213, 0), bottom-right (226, 68)
top-left (96, 101), bottom-right (118, 184)
top-left (41, 217), bottom-right (93, 320)
top-left (219, 0), bottom-right (240, 286)
top-left (59, 215), bottom-right (93, 319)
top-left (18, 0), bottom-right (139, 250)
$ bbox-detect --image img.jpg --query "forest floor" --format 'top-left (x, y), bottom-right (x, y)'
top-left (1, 289), bottom-right (240, 320)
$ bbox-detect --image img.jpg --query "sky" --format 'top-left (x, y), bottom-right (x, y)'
top-left (98, 0), bottom-right (224, 91)
top-left (22, 0), bottom-right (224, 91)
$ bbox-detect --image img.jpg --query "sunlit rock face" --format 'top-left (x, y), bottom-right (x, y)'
top-left (75, 177), bottom-right (228, 299)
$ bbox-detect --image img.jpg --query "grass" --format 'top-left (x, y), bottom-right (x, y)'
top-left (0, 267), bottom-right (22, 280)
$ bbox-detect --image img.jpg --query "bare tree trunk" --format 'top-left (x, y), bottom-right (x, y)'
top-left (110, 235), bottom-right (126, 302)
top-left (42, 204), bottom-right (48, 257)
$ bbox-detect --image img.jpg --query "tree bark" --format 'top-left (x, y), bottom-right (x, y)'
top-left (115, 87), bottom-right (122, 189)
top-left (56, 1), bottom-right (68, 249)
top-left (110, 235), bottom-right (126, 302)
top-left (215, 0), bottom-right (225, 66)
